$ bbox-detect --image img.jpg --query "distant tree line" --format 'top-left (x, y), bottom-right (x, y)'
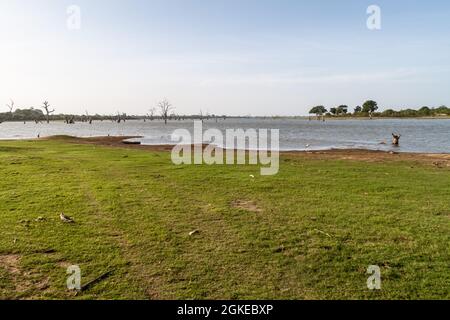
top-left (0, 99), bottom-right (229, 124)
top-left (0, 109), bottom-right (230, 123)
top-left (2, 98), bottom-right (449, 123)
top-left (309, 100), bottom-right (450, 118)
top-left (0, 107), bottom-right (133, 123)
top-left (0, 107), bottom-right (44, 122)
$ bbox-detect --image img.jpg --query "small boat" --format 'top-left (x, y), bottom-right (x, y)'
top-left (122, 139), bottom-right (141, 145)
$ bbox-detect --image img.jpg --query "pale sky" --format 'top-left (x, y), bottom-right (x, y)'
top-left (1, 0), bottom-right (449, 116)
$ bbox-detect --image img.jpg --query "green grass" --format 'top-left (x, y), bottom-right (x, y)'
top-left (0, 139), bottom-right (449, 300)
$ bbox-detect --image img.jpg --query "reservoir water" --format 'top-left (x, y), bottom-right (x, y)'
top-left (0, 118), bottom-right (449, 153)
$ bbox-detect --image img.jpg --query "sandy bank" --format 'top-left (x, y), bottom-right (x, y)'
top-left (36, 135), bottom-right (450, 168)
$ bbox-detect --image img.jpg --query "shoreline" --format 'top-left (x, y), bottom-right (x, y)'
top-left (1, 116), bottom-right (450, 123)
top-left (24, 135), bottom-right (449, 166)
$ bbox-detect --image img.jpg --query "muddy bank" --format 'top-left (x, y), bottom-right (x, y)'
top-left (42, 135), bottom-right (450, 167)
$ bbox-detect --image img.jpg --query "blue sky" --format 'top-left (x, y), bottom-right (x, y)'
top-left (1, 0), bottom-right (449, 115)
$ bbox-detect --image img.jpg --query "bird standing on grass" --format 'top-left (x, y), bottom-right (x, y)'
top-left (60, 213), bottom-right (75, 223)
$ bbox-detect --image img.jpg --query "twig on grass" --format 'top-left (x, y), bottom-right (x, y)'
top-left (80, 270), bottom-right (114, 292)
top-left (314, 228), bottom-right (333, 238)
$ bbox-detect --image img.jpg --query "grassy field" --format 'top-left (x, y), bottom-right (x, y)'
top-left (0, 138), bottom-right (449, 300)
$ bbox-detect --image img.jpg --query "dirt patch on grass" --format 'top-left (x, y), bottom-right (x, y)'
top-left (0, 254), bottom-right (51, 296)
top-left (283, 148), bottom-right (450, 167)
top-left (0, 254), bottom-right (21, 275)
top-left (57, 261), bottom-right (73, 269)
top-left (231, 200), bottom-right (262, 213)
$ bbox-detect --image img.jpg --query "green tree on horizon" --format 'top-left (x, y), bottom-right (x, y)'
top-left (362, 100), bottom-right (378, 114)
top-left (337, 105), bottom-right (348, 115)
top-left (309, 106), bottom-right (327, 116)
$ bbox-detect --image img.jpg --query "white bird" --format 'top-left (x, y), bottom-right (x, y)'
top-left (189, 230), bottom-right (199, 236)
top-left (60, 213), bottom-right (75, 223)
top-left (305, 144), bottom-right (310, 148)
top-left (249, 175), bottom-right (255, 178)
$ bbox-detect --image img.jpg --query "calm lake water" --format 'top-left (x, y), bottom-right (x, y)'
top-left (1, 118), bottom-right (449, 153)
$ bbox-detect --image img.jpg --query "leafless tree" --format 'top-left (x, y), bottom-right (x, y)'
top-left (158, 99), bottom-right (174, 125)
top-left (65, 116), bottom-right (75, 124)
top-left (6, 99), bottom-right (14, 120)
top-left (41, 101), bottom-right (54, 124)
top-left (148, 107), bottom-right (156, 121)
top-left (6, 99), bottom-right (14, 113)
top-left (116, 111), bottom-right (126, 123)
top-left (85, 110), bottom-right (93, 124)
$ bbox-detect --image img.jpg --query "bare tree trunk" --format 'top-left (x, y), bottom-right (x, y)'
top-left (158, 99), bottom-right (174, 125)
top-left (6, 100), bottom-right (14, 120)
top-left (41, 101), bottom-right (54, 124)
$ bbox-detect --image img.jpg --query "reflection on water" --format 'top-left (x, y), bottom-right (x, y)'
top-left (0, 118), bottom-right (449, 153)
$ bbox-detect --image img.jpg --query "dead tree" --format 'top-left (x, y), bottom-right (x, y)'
top-left (64, 116), bottom-right (74, 124)
top-left (392, 133), bottom-right (401, 146)
top-left (6, 99), bottom-right (14, 119)
top-left (158, 99), bottom-right (174, 125)
top-left (41, 101), bottom-right (54, 124)
top-left (148, 107), bottom-right (156, 121)
top-left (85, 110), bottom-right (93, 124)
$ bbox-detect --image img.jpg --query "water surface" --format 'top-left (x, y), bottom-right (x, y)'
top-left (1, 118), bottom-right (449, 153)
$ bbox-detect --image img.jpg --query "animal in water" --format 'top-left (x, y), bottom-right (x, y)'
top-left (392, 133), bottom-right (401, 146)
top-left (60, 213), bottom-right (75, 223)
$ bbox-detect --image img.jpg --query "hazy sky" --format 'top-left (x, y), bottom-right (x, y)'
top-left (1, 0), bottom-right (449, 116)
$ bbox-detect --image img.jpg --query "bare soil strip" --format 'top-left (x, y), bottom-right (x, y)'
top-left (40, 135), bottom-right (450, 167)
